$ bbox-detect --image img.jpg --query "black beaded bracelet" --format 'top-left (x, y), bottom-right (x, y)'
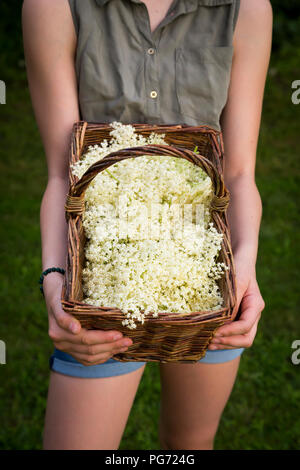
top-left (39, 267), bottom-right (65, 296)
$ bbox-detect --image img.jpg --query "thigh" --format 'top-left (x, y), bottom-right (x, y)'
top-left (43, 364), bottom-right (146, 450)
top-left (158, 357), bottom-right (241, 449)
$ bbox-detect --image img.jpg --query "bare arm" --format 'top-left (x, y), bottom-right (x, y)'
top-left (209, 0), bottom-right (273, 348)
top-left (23, 0), bottom-right (79, 279)
top-left (22, 0), bottom-right (132, 363)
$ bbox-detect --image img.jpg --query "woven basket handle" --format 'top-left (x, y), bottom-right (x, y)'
top-left (65, 144), bottom-right (229, 219)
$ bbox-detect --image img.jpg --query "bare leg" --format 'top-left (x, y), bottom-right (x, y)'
top-left (43, 365), bottom-right (146, 450)
top-left (158, 357), bottom-right (241, 450)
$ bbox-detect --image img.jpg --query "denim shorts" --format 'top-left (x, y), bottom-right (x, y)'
top-left (49, 347), bottom-right (244, 378)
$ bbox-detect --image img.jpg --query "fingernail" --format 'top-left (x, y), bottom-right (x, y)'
top-left (209, 345), bottom-right (218, 350)
top-left (113, 333), bottom-right (123, 341)
top-left (70, 322), bottom-right (80, 333)
top-left (122, 339), bottom-right (132, 347)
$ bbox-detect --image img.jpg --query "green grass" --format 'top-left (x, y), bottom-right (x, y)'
top-left (0, 44), bottom-right (300, 450)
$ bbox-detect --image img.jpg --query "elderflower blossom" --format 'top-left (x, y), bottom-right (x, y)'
top-left (71, 121), bottom-right (229, 329)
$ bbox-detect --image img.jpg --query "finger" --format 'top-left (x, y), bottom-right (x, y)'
top-left (230, 274), bottom-right (249, 319)
top-left (216, 275), bottom-right (265, 338)
top-left (57, 337), bottom-right (133, 355)
top-left (79, 328), bottom-right (128, 346)
top-left (66, 349), bottom-right (129, 367)
top-left (207, 344), bottom-right (239, 350)
top-left (209, 336), bottom-right (252, 348)
top-left (210, 325), bottom-right (257, 349)
top-left (214, 302), bottom-right (262, 338)
top-left (49, 323), bottom-right (127, 346)
top-left (213, 317), bottom-right (256, 338)
top-left (50, 301), bottom-right (82, 335)
top-left (67, 351), bottom-right (113, 366)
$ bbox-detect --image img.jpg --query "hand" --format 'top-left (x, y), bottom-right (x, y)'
top-left (43, 272), bottom-right (133, 365)
top-left (208, 250), bottom-right (265, 350)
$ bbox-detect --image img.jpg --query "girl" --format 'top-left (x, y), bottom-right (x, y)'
top-left (22, 0), bottom-right (272, 450)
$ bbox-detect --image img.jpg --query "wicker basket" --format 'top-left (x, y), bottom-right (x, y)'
top-left (61, 121), bottom-right (237, 363)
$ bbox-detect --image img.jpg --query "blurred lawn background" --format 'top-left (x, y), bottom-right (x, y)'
top-left (0, 1), bottom-right (300, 450)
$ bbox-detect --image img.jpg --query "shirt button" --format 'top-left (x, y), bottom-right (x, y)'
top-left (147, 47), bottom-right (155, 55)
top-left (150, 90), bottom-right (158, 99)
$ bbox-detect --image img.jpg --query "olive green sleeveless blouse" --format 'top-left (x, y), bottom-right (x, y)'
top-left (68, 0), bottom-right (240, 131)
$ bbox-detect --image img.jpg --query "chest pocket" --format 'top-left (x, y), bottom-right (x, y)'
top-left (175, 45), bottom-right (233, 129)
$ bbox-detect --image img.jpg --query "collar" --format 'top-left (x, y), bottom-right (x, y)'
top-left (95, 0), bottom-right (142, 5)
top-left (95, 0), bottom-right (233, 6)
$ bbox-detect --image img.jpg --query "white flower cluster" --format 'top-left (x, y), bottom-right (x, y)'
top-left (71, 121), bottom-right (229, 329)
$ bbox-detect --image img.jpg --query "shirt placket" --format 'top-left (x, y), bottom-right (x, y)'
top-left (132, 1), bottom-right (196, 121)
top-left (134, 4), bottom-right (162, 120)
top-left (134, 2), bottom-right (179, 120)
